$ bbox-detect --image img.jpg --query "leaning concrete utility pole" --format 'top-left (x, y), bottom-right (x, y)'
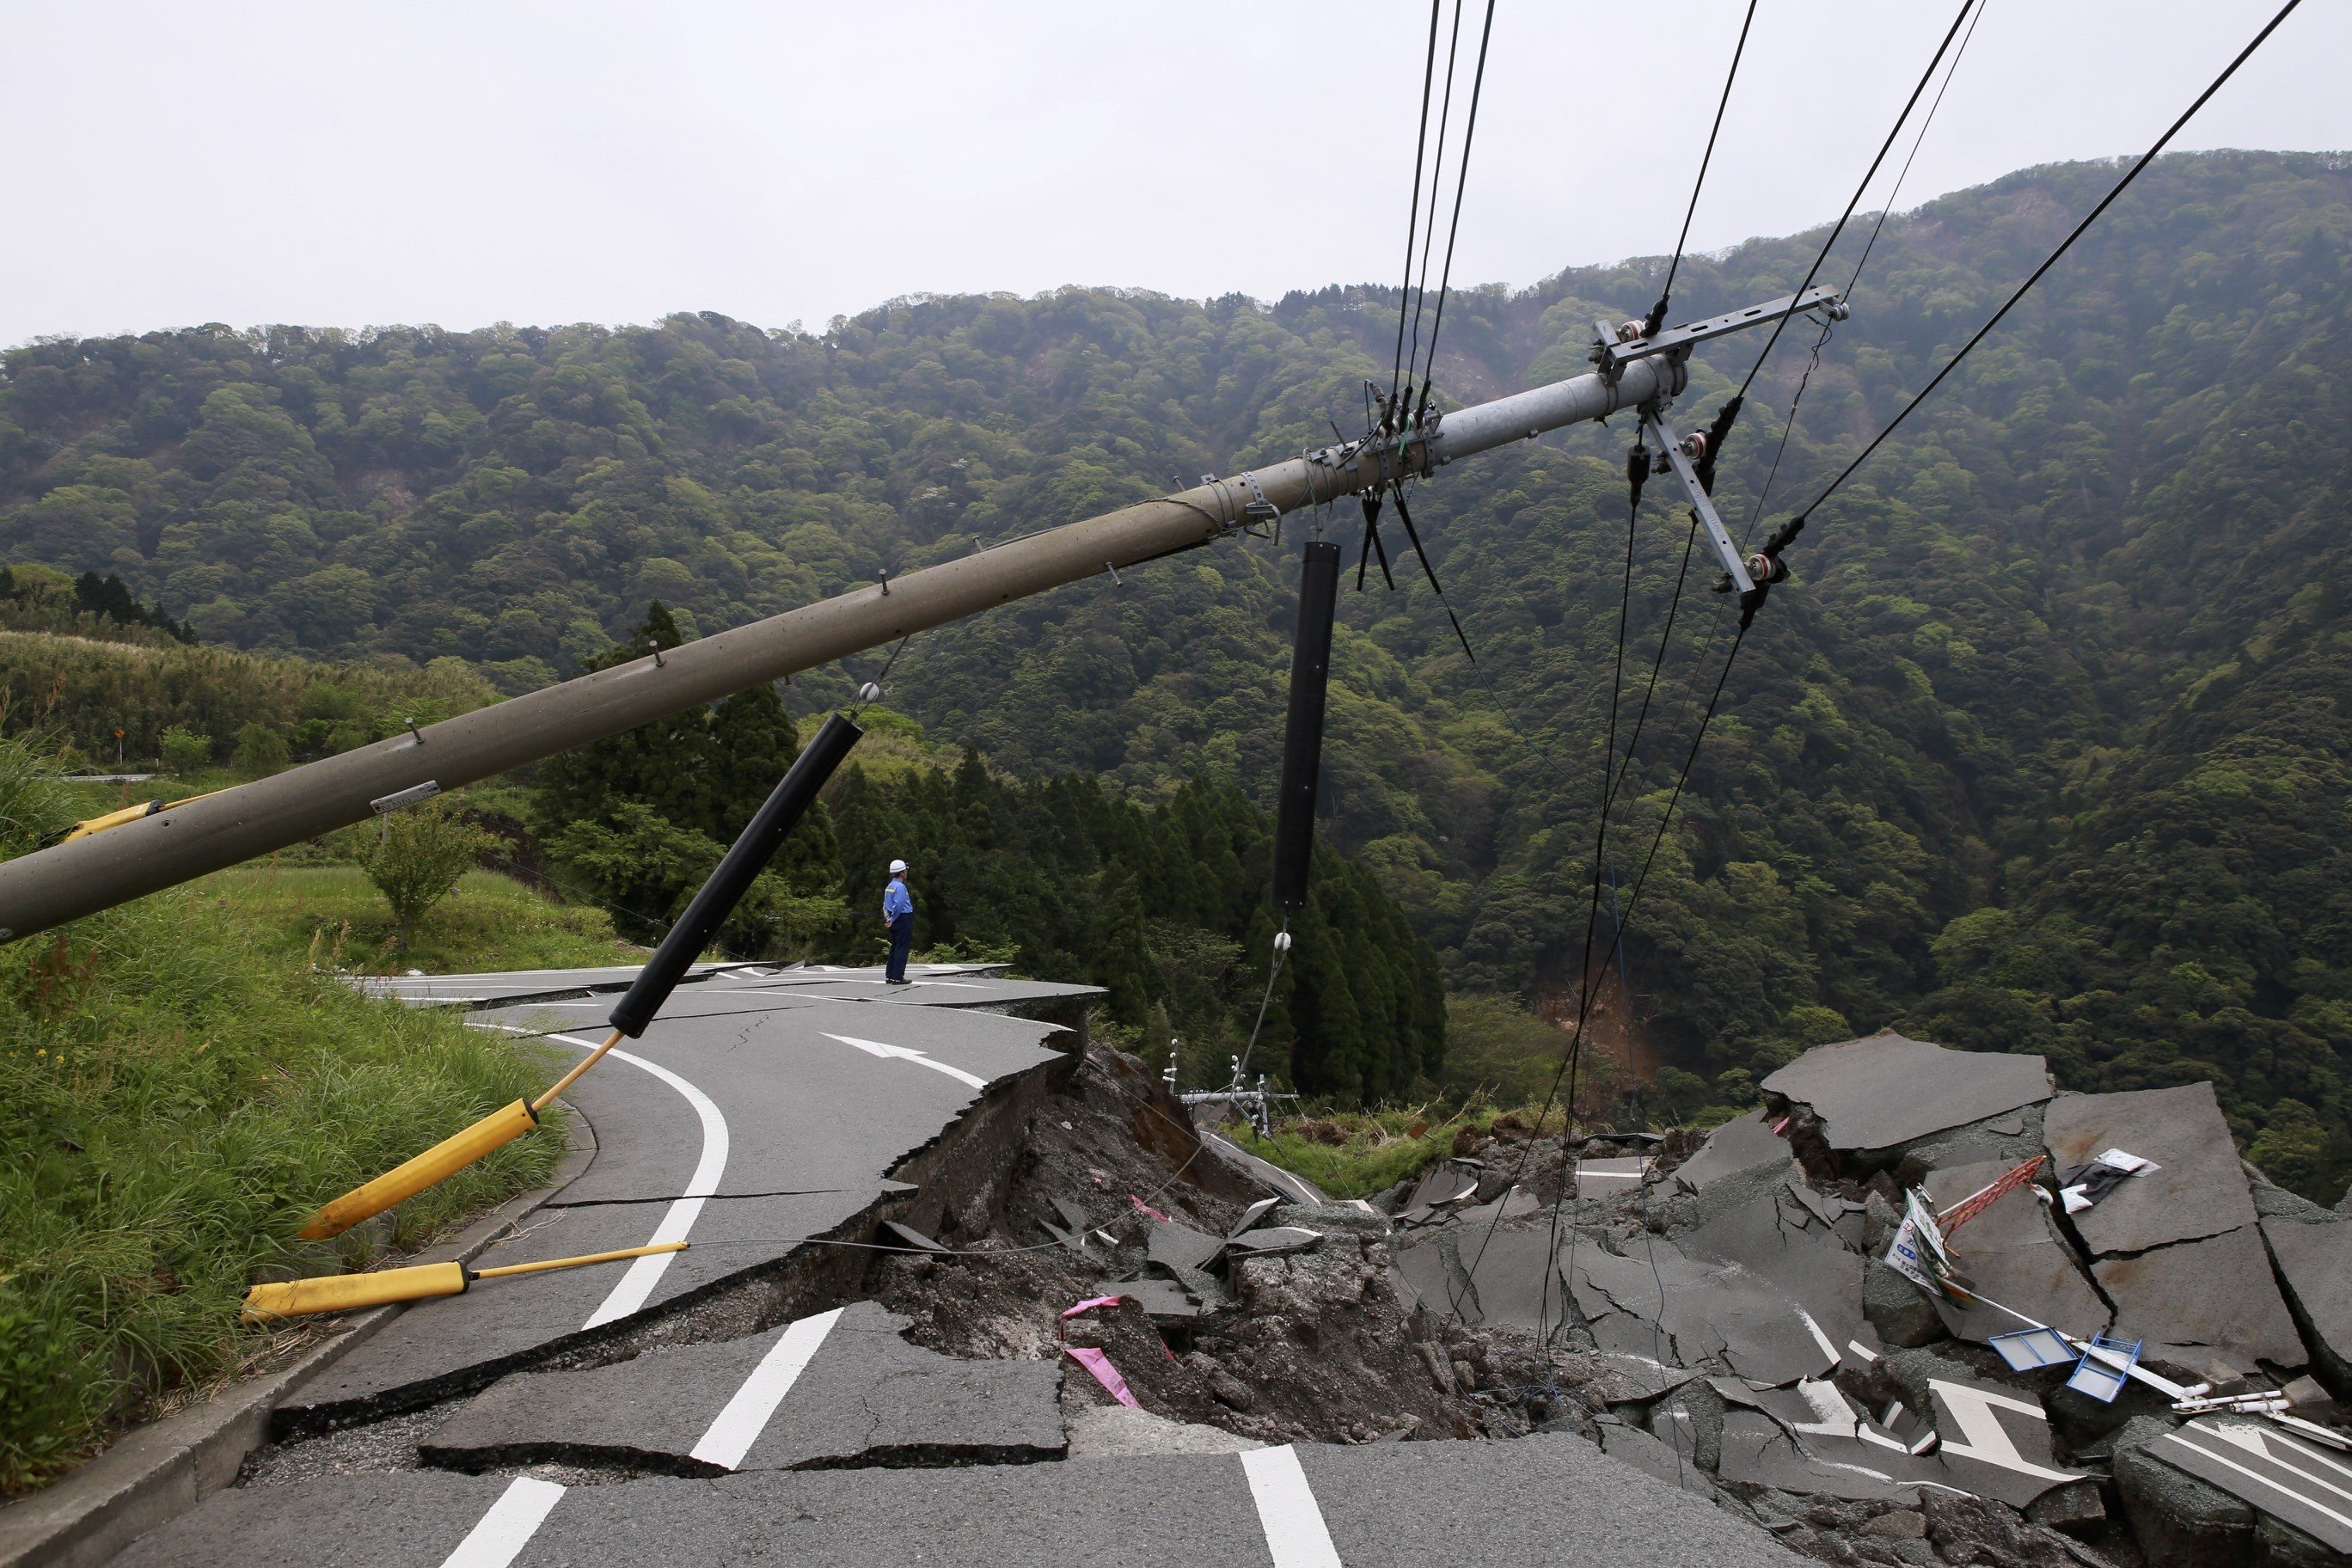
top-left (0, 288), bottom-right (1841, 943)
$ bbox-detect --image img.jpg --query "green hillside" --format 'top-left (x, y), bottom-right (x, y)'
top-left (3, 150), bottom-right (2347, 1193)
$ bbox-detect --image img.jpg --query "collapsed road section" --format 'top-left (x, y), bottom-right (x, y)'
top-left (92, 962), bottom-right (1808, 1568)
top-left (1389, 1031), bottom-right (2352, 1565)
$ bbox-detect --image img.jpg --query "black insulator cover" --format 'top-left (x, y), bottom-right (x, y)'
top-left (1271, 542), bottom-right (1341, 910)
top-left (609, 711), bottom-right (863, 1037)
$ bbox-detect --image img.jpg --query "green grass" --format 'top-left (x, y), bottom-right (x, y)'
top-left (197, 863), bottom-right (640, 974)
top-left (0, 745), bottom-right (574, 1495)
top-left (1227, 1102), bottom-right (1587, 1199)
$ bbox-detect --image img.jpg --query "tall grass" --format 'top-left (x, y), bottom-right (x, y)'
top-left (203, 863), bottom-right (633, 973)
top-left (0, 739), bottom-right (567, 1493)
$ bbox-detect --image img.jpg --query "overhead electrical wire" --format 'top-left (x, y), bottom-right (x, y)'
top-left (1455, 0), bottom-right (1988, 1321)
top-left (1411, 0), bottom-right (1499, 416)
top-left (1400, 1), bottom-right (1470, 401)
top-left (1736, 0), bottom-right (1989, 551)
top-left (1785, 0), bottom-right (2302, 528)
top-left (1389, 1), bottom-right (1445, 412)
top-left (1734, 0), bottom-right (1980, 401)
top-left (1650, 0), bottom-right (1759, 330)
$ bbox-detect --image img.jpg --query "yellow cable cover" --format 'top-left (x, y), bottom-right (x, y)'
top-left (298, 1099), bottom-right (537, 1240)
top-left (242, 1260), bottom-right (468, 1320)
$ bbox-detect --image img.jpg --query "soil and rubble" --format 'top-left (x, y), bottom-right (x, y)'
top-left (203, 1026), bottom-right (2351, 1568)
top-left (1378, 1031), bottom-right (2352, 1568)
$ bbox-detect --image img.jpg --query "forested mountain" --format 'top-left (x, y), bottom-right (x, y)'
top-left (3, 151), bottom-right (2347, 1192)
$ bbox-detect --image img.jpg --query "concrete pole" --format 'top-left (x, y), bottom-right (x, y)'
top-left (0, 355), bottom-right (1681, 941)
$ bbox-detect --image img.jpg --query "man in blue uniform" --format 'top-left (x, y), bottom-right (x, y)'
top-left (882, 858), bottom-right (915, 984)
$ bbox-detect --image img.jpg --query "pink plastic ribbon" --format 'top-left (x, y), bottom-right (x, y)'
top-left (1128, 1194), bottom-right (1171, 1222)
top-left (1061, 1294), bottom-right (1128, 1320)
top-left (1064, 1345), bottom-right (1141, 1408)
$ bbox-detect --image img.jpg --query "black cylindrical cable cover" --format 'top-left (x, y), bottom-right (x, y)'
top-left (1271, 542), bottom-right (1341, 910)
top-left (609, 712), bottom-right (863, 1037)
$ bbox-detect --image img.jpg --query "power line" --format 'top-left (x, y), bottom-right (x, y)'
top-left (1388, 1), bottom-right (1444, 410)
top-left (1843, 0), bottom-right (1989, 299)
top-left (1651, 0), bottom-right (1758, 328)
top-left (1730, 0), bottom-right (1988, 551)
top-left (1791, 0), bottom-right (2303, 524)
top-left (1412, 0), bottom-right (1499, 413)
top-left (1735, 0), bottom-right (1979, 401)
top-left (1401, 0), bottom-right (1469, 395)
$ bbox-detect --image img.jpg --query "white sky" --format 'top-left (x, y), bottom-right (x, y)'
top-left (3, 1), bottom-right (2345, 346)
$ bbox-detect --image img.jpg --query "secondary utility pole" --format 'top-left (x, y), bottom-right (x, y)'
top-left (0, 288), bottom-right (1841, 943)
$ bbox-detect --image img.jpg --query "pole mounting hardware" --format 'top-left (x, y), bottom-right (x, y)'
top-left (1641, 410), bottom-right (1757, 598)
top-left (1592, 285), bottom-right (1846, 383)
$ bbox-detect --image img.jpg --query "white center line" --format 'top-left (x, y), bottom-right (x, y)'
top-left (475, 1025), bottom-right (731, 1330)
top-left (689, 1308), bottom-right (845, 1470)
top-left (1240, 1444), bottom-right (1344, 1568)
top-left (438, 1475), bottom-right (567, 1568)
top-left (822, 1032), bottom-right (990, 1090)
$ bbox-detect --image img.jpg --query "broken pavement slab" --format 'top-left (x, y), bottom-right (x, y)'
top-left (2263, 1216), bottom-right (2352, 1394)
top-left (114, 1434), bottom-right (1810, 1568)
top-left (1671, 1109), bottom-right (1796, 1193)
top-left (2043, 1083), bottom-right (2254, 1256)
top-left (418, 1302), bottom-right (1064, 1474)
top-left (1763, 1032), bottom-right (2052, 1158)
top-left (1920, 1159), bottom-right (2110, 1346)
top-left (2091, 1222), bottom-right (2307, 1375)
top-left (2130, 1415), bottom-right (2352, 1559)
top-left (1684, 1186), bottom-right (1879, 1377)
top-left (278, 992), bottom-right (1068, 1426)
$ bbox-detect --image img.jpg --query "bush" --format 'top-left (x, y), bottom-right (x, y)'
top-left (230, 722), bottom-right (290, 774)
top-left (350, 799), bottom-right (493, 948)
top-left (158, 726), bottom-right (210, 774)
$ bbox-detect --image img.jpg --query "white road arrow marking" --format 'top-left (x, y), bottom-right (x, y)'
top-left (823, 1032), bottom-right (989, 1090)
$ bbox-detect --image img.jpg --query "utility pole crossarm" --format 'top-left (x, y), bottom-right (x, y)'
top-left (1642, 413), bottom-right (1757, 597)
top-left (1591, 285), bottom-right (1847, 382)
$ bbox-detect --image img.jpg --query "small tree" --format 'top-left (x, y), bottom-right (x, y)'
top-left (231, 722), bottom-right (291, 775)
top-left (352, 799), bottom-right (493, 949)
top-left (159, 726), bottom-right (211, 774)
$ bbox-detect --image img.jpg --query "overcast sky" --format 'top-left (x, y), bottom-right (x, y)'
top-left (3, 1), bottom-right (2345, 348)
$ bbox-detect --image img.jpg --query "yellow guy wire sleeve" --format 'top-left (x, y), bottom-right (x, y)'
top-left (299, 1099), bottom-right (539, 1240)
top-left (242, 1261), bottom-right (469, 1320)
top-left (63, 790), bottom-right (222, 842)
top-left (297, 1028), bottom-right (626, 1240)
top-left (242, 1242), bottom-right (685, 1320)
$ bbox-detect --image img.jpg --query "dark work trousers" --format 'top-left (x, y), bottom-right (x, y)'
top-left (886, 912), bottom-right (914, 981)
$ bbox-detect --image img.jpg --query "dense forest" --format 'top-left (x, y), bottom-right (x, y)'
top-left (2, 151), bottom-right (2346, 1195)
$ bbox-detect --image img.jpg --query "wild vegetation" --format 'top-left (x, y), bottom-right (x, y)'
top-left (0, 741), bottom-right (567, 1493)
top-left (2, 151), bottom-right (2348, 1197)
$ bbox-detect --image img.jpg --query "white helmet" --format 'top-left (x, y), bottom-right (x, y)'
top-left (888, 859), bottom-right (908, 874)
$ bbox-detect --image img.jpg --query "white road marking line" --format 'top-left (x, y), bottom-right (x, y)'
top-left (1240, 1444), bottom-right (1344, 1568)
top-left (688, 1308), bottom-right (845, 1470)
top-left (480, 1025), bottom-right (732, 1330)
top-left (822, 1032), bottom-right (990, 1090)
top-left (1795, 1307), bottom-right (1841, 1366)
top-left (2164, 1430), bottom-right (2352, 1532)
top-left (438, 1475), bottom-right (566, 1568)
